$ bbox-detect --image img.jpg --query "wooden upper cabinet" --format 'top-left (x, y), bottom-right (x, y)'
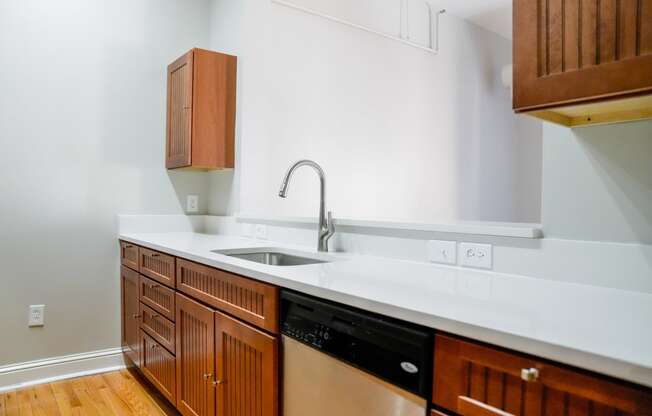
top-left (166, 48), bottom-right (237, 170)
top-left (433, 335), bottom-right (652, 416)
top-left (121, 266), bottom-right (141, 367)
top-left (514, 0), bottom-right (652, 127)
top-left (214, 311), bottom-right (278, 416)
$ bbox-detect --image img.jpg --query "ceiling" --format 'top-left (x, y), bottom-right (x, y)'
top-left (432, 0), bottom-right (513, 39)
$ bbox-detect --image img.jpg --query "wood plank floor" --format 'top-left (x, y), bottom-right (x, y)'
top-left (0, 369), bottom-right (178, 416)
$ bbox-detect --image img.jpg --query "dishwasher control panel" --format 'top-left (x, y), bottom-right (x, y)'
top-left (280, 290), bottom-right (433, 398)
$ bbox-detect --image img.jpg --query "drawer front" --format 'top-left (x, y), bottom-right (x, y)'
top-left (140, 303), bottom-right (176, 354)
top-left (120, 241), bottom-right (139, 271)
top-left (141, 331), bottom-right (176, 405)
top-left (139, 275), bottom-right (175, 321)
top-left (177, 259), bottom-right (279, 333)
top-left (139, 247), bottom-right (175, 288)
top-left (433, 335), bottom-right (652, 416)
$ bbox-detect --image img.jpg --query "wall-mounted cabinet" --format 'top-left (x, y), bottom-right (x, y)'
top-left (166, 48), bottom-right (236, 170)
top-left (514, 0), bottom-right (652, 127)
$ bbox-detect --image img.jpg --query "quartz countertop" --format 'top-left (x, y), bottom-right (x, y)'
top-left (119, 232), bottom-right (652, 388)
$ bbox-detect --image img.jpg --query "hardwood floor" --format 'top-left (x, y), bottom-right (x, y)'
top-left (0, 369), bottom-right (178, 416)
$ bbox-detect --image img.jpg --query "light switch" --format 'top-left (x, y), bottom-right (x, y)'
top-left (186, 195), bottom-right (199, 213)
top-left (427, 240), bottom-right (457, 265)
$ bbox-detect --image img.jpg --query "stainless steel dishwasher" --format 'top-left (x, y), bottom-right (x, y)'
top-left (280, 291), bottom-right (432, 416)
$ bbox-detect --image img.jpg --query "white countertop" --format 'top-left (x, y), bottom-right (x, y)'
top-left (120, 232), bottom-right (652, 388)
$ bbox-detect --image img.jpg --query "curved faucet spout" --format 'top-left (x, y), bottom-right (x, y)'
top-left (278, 160), bottom-right (335, 252)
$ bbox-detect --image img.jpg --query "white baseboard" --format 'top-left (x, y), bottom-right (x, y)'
top-left (0, 348), bottom-right (126, 393)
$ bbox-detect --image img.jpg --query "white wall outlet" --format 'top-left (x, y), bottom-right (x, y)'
top-left (254, 224), bottom-right (268, 240)
top-left (186, 195), bottom-right (199, 213)
top-left (427, 240), bottom-right (457, 265)
top-left (459, 243), bottom-right (493, 269)
top-left (28, 305), bottom-right (45, 327)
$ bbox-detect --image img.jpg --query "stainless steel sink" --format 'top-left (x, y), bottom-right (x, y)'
top-left (213, 248), bottom-right (331, 266)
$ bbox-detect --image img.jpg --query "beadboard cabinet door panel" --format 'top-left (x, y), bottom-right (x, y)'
top-left (121, 266), bottom-right (141, 367)
top-left (214, 311), bottom-right (278, 416)
top-left (166, 51), bottom-right (193, 169)
top-left (176, 293), bottom-right (216, 416)
top-left (141, 331), bottom-right (177, 405)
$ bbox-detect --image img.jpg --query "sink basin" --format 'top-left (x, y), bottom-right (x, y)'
top-left (213, 248), bottom-right (330, 266)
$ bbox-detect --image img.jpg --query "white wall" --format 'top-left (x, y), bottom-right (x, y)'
top-left (0, 0), bottom-right (211, 366)
top-left (207, 0), bottom-right (543, 224)
top-left (542, 121), bottom-right (652, 244)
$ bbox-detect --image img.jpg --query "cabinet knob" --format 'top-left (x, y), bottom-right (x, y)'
top-left (203, 373), bottom-right (212, 380)
top-left (520, 368), bottom-right (540, 382)
top-left (212, 379), bottom-right (224, 386)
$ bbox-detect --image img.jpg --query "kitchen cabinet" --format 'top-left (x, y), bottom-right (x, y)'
top-left (432, 334), bottom-right (652, 416)
top-left (215, 311), bottom-right (278, 416)
top-left (177, 259), bottom-right (279, 333)
top-left (120, 266), bottom-right (141, 367)
top-left (176, 293), bottom-right (216, 416)
top-left (513, 0), bottom-right (652, 127)
top-left (166, 48), bottom-right (237, 170)
top-left (141, 331), bottom-right (177, 404)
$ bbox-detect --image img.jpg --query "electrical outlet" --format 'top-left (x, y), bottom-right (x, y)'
top-left (28, 305), bottom-right (45, 327)
top-left (186, 195), bottom-right (199, 213)
top-left (254, 224), bottom-right (268, 240)
top-left (459, 243), bottom-right (493, 269)
top-left (427, 240), bottom-right (457, 265)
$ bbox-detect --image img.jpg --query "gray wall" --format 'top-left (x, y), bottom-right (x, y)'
top-left (542, 121), bottom-right (652, 244)
top-left (0, 0), bottom-right (212, 366)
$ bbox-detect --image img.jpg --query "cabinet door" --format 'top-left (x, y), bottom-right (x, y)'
top-left (141, 331), bottom-right (177, 404)
top-left (139, 247), bottom-right (176, 288)
top-left (121, 266), bottom-right (140, 367)
top-left (140, 275), bottom-right (176, 321)
top-left (214, 311), bottom-right (278, 416)
top-left (176, 293), bottom-right (215, 416)
top-left (513, 0), bottom-right (652, 111)
top-left (433, 335), bottom-right (652, 416)
top-left (166, 50), bottom-right (193, 169)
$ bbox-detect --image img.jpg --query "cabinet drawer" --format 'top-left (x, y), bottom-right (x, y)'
top-left (177, 259), bottom-right (279, 333)
top-left (139, 247), bottom-right (175, 288)
top-left (140, 303), bottom-right (175, 354)
top-left (139, 276), bottom-right (175, 321)
top-left (433, 335), bottom-right (652, 416)
top-left (141, 331), bottom-right (176, 405)
top-left (120, 241), bottom-right (139, 271)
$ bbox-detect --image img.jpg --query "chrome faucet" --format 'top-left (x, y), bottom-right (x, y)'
top-left (279, 160), bottom-right (335, 252)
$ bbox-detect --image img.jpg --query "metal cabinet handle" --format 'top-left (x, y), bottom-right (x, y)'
top-left (520, 368), bottom-right (540, 382)
top-left (212, 379), bottom-right (224, 386)
top-left (132, 314), bottom-right (141, 319)
top-left (151, 314), bottom-right (160, 319)
top-left (151, 253), bottom-right (160, 257)
top-left (150, 344), bottom-right (158, 350)
top-left (149, 284), bottom-right (160, 289)
top-left (125, 244), bottom-right (133, 249)
top-left (203, 373), bottom-right (212, 380)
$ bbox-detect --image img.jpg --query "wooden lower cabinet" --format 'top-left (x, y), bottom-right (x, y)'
top-left (215, 311), bottom-right (278, 416)
top-left (176, 293), bottom-right (216, 416)
top-left (433, 335), bottom-right (652, 416)
top-left (141, 331), bottom-right (177, 404)
top-left (121, 266), bottom-right (140, 367)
